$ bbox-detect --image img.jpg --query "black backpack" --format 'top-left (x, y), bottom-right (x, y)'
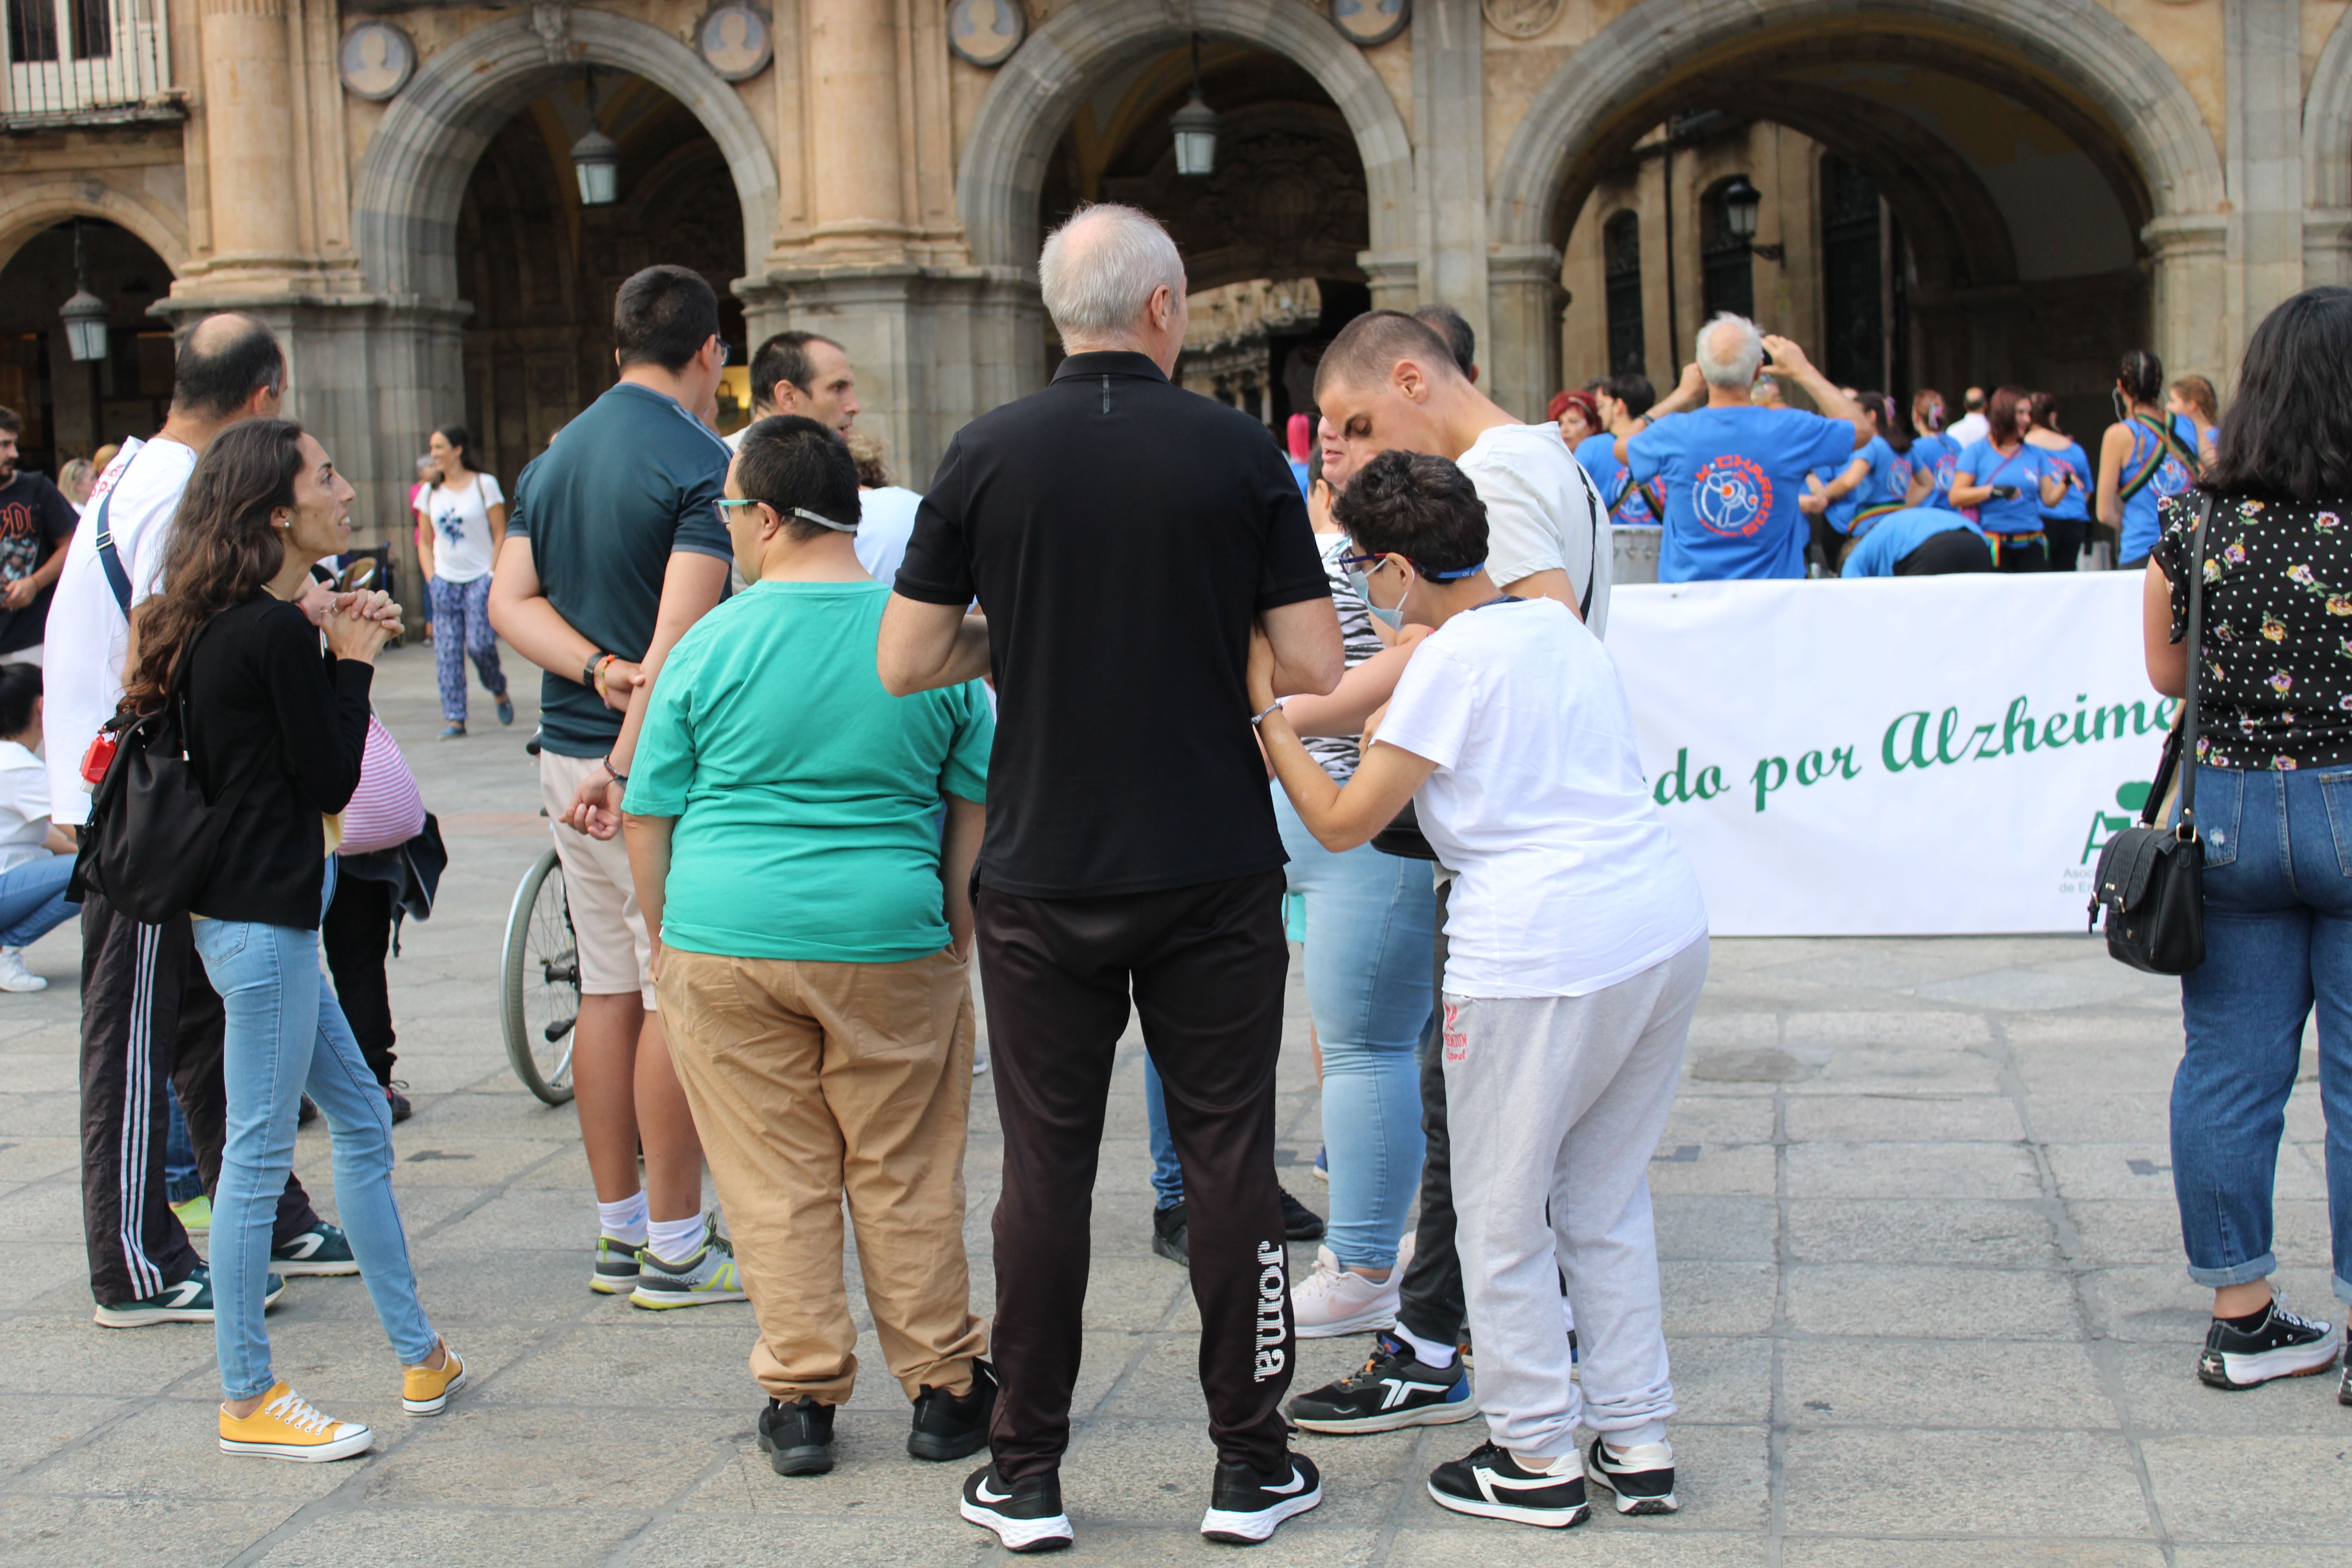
top-left (69, 616), bottom-right (252, 924)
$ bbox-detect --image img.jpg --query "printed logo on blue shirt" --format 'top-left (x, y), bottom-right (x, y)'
top-left (1693, 455), bottom-right (1772, 538)
top-left (2153, 455), bottom-right (2193, 499)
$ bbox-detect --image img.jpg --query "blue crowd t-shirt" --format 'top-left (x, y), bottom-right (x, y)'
top-left (1840, 508), bottom-right (1987, 577)
top-left (1628, 406), bottom-right (1858, 581)
top-left (2034, 439), bottom-right (2092, 523)
top-left (1827, 436), bottom-right (1913, 537)
top-left (1574, 432), bottom-right (1657, 526)
top-left (1910, 432), bottom-right (1962, 512)
top-left (2119, 412), bottom-right (2200, 563)
top-left (1954, 439), bottom-right (2046, 537)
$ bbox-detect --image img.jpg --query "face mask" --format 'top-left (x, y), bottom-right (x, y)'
top-left (1349, 562), bottom-right (1414, 632)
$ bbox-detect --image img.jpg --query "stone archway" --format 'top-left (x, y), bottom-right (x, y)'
top-left (0, 177), bottom-right (187, 280)
top-left (955, 0), bottom-right (1415, 298)
top-left (1486, 0), bottom-right (2226, 414)
top-left (350, 7), bottom-right (778, 303)
top-left (2302, 6), bottom-right (2352, 290)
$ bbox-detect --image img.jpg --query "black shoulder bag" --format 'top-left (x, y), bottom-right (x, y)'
top-left (2087, 492), bottom-right (2212, 974)
top-left (69, 616), bottom-right (255, 924)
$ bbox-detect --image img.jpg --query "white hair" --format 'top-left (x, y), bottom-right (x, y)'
top-left (1696, 312), bottom-right (1764, 389)
top-left (1038, 203), bottom-right (1185, 342)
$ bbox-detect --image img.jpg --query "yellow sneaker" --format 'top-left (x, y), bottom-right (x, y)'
top-left (170, 1194), bottom-right (211, 1232)
top-left (218, 1383), bottom-right (373, 1462)
top-left (402, 1341), bottom-right (468, 1416)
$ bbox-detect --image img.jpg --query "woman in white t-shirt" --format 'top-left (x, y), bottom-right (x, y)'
top-left (0, 665), bottom-right (82, 992)
top-left (1248, 450), bottom-right (1708, 1532)
top-left (418, 423), bottom-right (513, 739)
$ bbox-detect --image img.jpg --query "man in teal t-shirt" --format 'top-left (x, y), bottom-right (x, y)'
top-left (621, 415), bottom-right (998, 1477)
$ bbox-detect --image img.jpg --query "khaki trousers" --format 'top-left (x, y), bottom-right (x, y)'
top-left (656, 945), bottom-right (985, 1405)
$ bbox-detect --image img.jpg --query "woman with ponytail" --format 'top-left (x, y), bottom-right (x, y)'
top-left (2097, 348), bottom-right (2201, 569)
top-left (140, 419), bottom-right (466, 1464)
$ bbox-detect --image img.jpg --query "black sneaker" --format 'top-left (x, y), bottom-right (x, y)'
top-left (909, 1359), bottom-right (996, 1461)
top-left (2340, 1356), bottom-right (2352, 1406)
top-left (1279, 1187), bottom-right (1325, 1241)
top-left (1200, 1452), bottom-right (1322, 1544)
top-left (385, 1082), bottom-right (413, 1124)
top-left (298, 1095), bottom-right (318, 1127)
top-left (1152, 1201), bottom-right (1189, 1267)
top-left (960, 1463), bottom-right (1073, 1552)
top-left (2196, 1299), bottom-right (2343, 1390)
top-left (757, 1396), bottom-right (834, 1476)
top-left (1428, 1441), bottom-right (1590, 1529)
top-left (1287, 1330), bottom-right (1477, 1434)
top-left (1586, 1435), bottom-right (1678, 1515)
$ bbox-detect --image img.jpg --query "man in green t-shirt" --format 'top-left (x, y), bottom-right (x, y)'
top-left (622, 415), bottom-right (996, 1479)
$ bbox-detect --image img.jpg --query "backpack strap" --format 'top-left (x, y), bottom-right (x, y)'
top-left (2119, 414), bottom-right (2200, 503)
top-left (89, 485), bottom-right (132, 616)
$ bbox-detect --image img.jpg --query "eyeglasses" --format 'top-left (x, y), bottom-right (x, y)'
top-left (713, 497), bottom-right (860, 534)
top-left (1335, 550), bottom-right (1392, 572)
top-left (713, 497), bottom-right (761, 528)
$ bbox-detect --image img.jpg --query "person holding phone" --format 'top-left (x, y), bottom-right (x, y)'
top-left (1950, 387), bottom-right (2070, 571)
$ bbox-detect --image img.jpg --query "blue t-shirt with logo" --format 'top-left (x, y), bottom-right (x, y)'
top-left (1954, 439), bottom-right (2047, 537)
top-left (1827, 436), bottom-right (1913, 537)
top-left (1573, 432), bottom-right (1656, 526)
top-left (1910, 432), bottom-right (1962, 512)
top-left (2034, 438), bottom-right (2092, 523)
top-left (1628, 406), bottom-right (1858, 581)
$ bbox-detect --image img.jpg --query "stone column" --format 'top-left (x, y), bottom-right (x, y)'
top-left (1486, 243), bottom-right (1564, 422)
top-left (2224, 0), bottom-right (2303, 365)
top-left (1412, 0), bottom-right (1488, 348)
top-left (806, 0), bottom-right (908, 255)
top-left (197, 0), bottom-right (298, 267)
top-left (2146, 214), bottom-right (2231, 387)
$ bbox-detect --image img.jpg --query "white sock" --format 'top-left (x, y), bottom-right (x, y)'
top-left (646, 1212), bottom-right (708, 1264)
top-left (1511, 1450), bottom-right (1580, 1476)
top-left (596, 1192), bottom-right (648, 1247)
top-left (1396, 1325), bottom-right (1456, 1368)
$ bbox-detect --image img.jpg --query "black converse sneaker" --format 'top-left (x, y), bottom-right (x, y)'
top-left (1427, 1441), bottom-right (1590, 1529)
top-left (1586, 1435), bottom-right (1678, 1514)
top-left (2339, 1355), bottom-right (2352, 1406)
top-left (908, 1359), bottom-right (996, 1461)
top-left (1200, 1452), bottom-right (1322, 1544)
top-left (1151, 1201), bottom-right (1189, 1267)
top-left (960, 1464), bottom-right (1073, 1553)
top-left (1286, 1330), bottom-right (1477, 1434)
top-left (756, 1396), bottom-right (834, 1476)
top-left (2196, 1299), bottom-right (2343, 1390)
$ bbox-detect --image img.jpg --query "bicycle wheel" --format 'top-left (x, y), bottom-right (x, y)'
top-left (501, 846), bottom-right (580, 1105)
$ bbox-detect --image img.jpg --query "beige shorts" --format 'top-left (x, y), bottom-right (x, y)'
top-left (539, 748), bottom-right (655, 1008)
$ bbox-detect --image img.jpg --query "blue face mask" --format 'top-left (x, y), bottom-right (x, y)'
top-left (1349, 563), bottom-right (1413, 632)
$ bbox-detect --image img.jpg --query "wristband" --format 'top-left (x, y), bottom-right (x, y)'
top-left (603, 756), bottom-right (628, 786)
top-left (1249, 701), bottom-right (1283, 727)
top-left (583, 652), bottom-right (611, 689)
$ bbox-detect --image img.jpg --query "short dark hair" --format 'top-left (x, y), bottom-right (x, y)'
top-left (1411, 303), bottom-right (1476, 378)
top-left (1599, 373), bottom-right (1655, 419)
top-left (1330, 450), bottom-right (1487, 576)
top-left (171, 315), bottom-right (284, 420)
top-left (614, 265), bottom-right (720, 372)
top-left (1316, 310), bottom-right (1462, 402)
top-left (749, 331), bottom-right (842, 411)
top-left (0, 663), bottom-right (38, 738)
top-left (0, 406), bottom-right (19, 437)
top-left (732, 415), bottom-right (860, 541)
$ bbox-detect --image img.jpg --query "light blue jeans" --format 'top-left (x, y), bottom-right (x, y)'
top-left (2171, 766), bottom-right (2352, 1303)
top-left (195, 860), bottom-right (438, 1399)
top-left (0, 851), bottom-right (75, 947)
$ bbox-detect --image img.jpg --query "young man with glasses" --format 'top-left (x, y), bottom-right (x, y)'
top-left (488, 264), bottom-right (741, 1309)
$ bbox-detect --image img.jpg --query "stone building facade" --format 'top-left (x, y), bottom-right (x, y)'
top-left (0, 0), bottom-right (2342, 570)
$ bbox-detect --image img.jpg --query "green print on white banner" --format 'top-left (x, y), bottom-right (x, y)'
top-left (1651, 692), bottom-right (2182, 816)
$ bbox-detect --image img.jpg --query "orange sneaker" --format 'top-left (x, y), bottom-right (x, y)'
top-left (402, 1341), bottom-right (468, 1416)
top-left (218, 1383), bottom-right (373, 1462)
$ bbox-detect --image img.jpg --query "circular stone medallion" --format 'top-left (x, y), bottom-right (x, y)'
top-left (1483, 0), bottom-right (1563, 39)
top-left (339, 20), bottom-right (415, 102)
top-left (948, 0), bottom-right (1027, 68)
top-left (699, 3), bottom-right (773, 82)
top-left (1330, 0), bottom-right (1411, 47)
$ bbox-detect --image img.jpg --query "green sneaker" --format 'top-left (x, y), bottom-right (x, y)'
top-left (171, 1194), bottom-right (212, 1233)
top-left (271, 1222), bottom-right (359, 1277)
top-left (94, 1263), bottom-right (284, 1328)
top-left (590, 1234), bottom-right (642, 1296)
top-left (630, 1217), bottom-right (749, 1310)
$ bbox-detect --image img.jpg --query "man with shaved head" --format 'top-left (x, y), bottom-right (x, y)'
top-left (880, 201), bottom-right (1343, 1552)
top-left (49, 314), bottom-right (363, 1327)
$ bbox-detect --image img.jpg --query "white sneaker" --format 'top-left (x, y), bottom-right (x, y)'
top-left (0, 947), bottom-right (45, 992)
top-left (1291, 1244), bottom-right (1401, 1338)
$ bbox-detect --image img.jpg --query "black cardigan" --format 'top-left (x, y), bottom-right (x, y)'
top-left (182, 595), bottom-right (373, 929)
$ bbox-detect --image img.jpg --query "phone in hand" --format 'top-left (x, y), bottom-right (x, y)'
top-left (1990, 485), bottom-right (2021, 500)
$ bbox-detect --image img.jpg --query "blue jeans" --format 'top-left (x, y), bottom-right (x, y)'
top-left (2172, 766), bottom-right (2352, 1303)
top-left (194, 860), bottom-right (437, 1397)
top-left (1271, 787), bottom-right (1435, 1268)
top-left (0, 851), bottom-right (75, 947)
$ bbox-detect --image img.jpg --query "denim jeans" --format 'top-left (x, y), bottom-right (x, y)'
top-left (194, 860), bottom-right (438, 1398)
top-left (0, 851), bottom-right (75, 947)
top-left (2171, 765), bottom-right (2352, 1304)
top-left (1269, 788), bottom-right (1435, 1268)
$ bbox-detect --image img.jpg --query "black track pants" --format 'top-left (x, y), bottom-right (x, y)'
top-left (978, 871), bottom-right (1295, 1481)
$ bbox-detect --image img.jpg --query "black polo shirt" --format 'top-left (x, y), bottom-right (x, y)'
top-left (896, 350), bottom-right (1329, 898)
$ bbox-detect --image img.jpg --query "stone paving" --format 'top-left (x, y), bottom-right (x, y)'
top-left (0, 641), bottom-right (2348, 1566)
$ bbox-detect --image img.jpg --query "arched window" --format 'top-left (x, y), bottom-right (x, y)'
top-left (1700, 177), bottom-right (1755, 321)
top-left (1604, 210), bottom-right (1645, 376)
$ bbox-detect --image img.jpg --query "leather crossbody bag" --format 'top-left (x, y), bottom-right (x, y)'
top-left (2087, 492), bottom-right (2212, 973)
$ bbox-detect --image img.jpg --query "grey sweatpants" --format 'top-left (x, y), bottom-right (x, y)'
top-left (1445, 934), bottom-right (1708, 1459)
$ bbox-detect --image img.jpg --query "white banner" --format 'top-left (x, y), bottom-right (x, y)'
top-left (1607, 573), bottom-right (2172, 935)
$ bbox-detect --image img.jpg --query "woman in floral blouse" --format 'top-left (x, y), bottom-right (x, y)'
top-left (2144, 285), bottom-right (2352, 1405)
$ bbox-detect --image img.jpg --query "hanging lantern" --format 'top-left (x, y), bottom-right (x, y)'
top-left (60, 287), bottom-right (109, 363)
top-left (1172, 34), bottom-right (1219, 177)
top-left (1719, 176), bottom-right (1762, 243)
top-left (572, 67), bottom-right (620, 207)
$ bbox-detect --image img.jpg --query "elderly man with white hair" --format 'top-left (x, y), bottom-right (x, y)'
top-left (1615, 314), bottom-right (1869, 581)
top-left (878, 202), bottom-right (1344, 1552)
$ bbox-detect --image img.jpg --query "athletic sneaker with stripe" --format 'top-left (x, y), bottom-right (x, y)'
top-left (1200, 1452), bottom-right (1322, 1543)
top-left (1285, 1330), bottom-right (1475, 1433)
top-left (1427, 1442), bottom-right (1590, 1529)
top-left (270, 1221), bottom-right (359, 1277)
top-left (589, 1234), bottom-right (641, 1294)
top-left (1586, 1435), bottom-right (1678, 1514)
top-left (92, 1262), bottom-right (284, 1328)
top-left (960, 1464), bottom-right (1073, 1553)
top-left (629, 1219), bottom-right (748, 1310)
